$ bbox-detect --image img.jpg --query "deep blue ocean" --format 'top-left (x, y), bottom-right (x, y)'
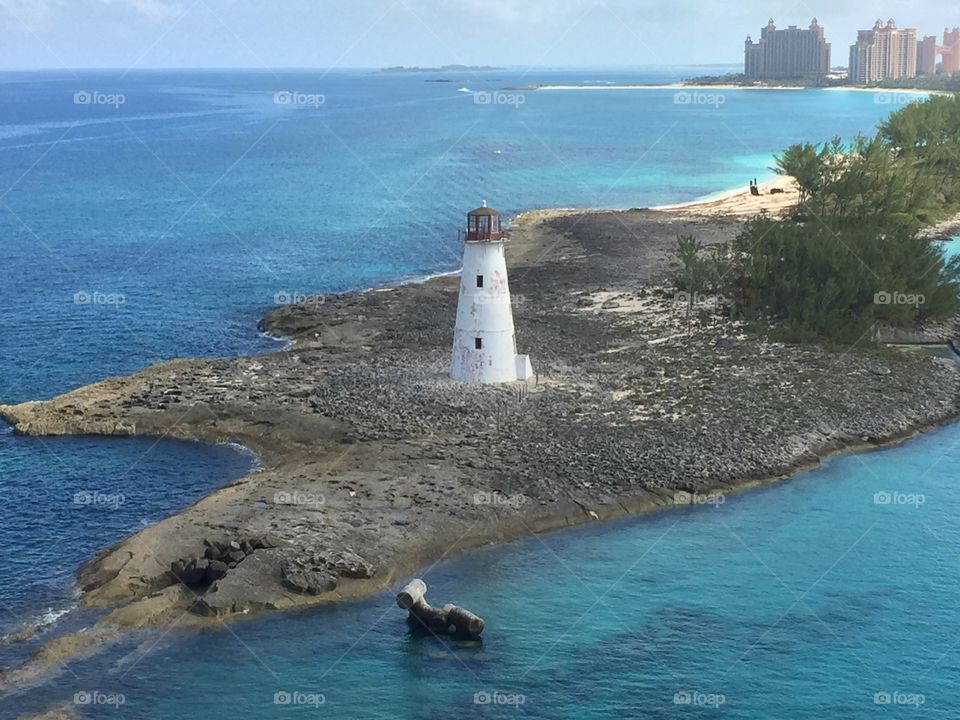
top-left (1, 67), bottom-right (959, 717)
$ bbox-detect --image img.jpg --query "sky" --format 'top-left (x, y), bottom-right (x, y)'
top-left (0, 0), bottom-right (955, 70)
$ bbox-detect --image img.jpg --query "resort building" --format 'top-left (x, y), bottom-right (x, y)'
top-left (917, 35), bottom-right (938, 76)
top-left (744, 19), bottom-right (831, 81)
top-left (942, 27), bottom-right (960, 75)
top-left (849, 20), bottom-right (918, 84)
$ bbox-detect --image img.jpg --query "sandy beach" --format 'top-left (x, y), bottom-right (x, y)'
top-left (531, 84), bottom-right (807, 92)
top-left (653, 177), bottom-right (799, 218)
top-left (515, 177), bottom-right (800, 226)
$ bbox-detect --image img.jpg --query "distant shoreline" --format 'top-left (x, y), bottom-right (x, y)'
top-left (530, 83), bottom-right (802, 92)
top-left (525, 83), bottom-right (941, 94)
top-left (381, 65), bottom-right (504, 74)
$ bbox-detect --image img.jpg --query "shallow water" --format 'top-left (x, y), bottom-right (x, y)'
top-left (942, 237), bottom-right (960, 261)
top-left (5, 421), bottom-right (960, 718)
top-left (0, 427), bottom-right (258, 641)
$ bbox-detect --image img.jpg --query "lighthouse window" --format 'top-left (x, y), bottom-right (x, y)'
top-left (475, 338), bottom-right (483, 350)
top-left (476, 275), bottom-right (484, 288)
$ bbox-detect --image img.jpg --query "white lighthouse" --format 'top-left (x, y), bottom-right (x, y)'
top-left (450, 203), bottom-right (533, 384)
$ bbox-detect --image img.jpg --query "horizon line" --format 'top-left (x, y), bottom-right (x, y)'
top-left (0, 63), bottom-right (744, 73)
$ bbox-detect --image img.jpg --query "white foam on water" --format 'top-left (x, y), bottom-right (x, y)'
top-left (399, 268), bottom-right (460, 285)
top-left (38, 606), bottom-right (73, 626)
top-left (258, 329), bottom-right (294, 349)
top-left (219, 442), bottom-right (265, 472)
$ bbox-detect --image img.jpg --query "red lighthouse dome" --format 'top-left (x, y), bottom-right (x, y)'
top-left (465, 202), bottom-right (508, 243)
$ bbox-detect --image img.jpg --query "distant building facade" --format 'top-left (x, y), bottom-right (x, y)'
top-left (849, 19), bottom-right (918, 84)
top-left (917, 35), bottom-right (938, 75)
top-left (942, 27), bottom-right (960, 75)
top-left (744, 19), bottom-right (831, 80)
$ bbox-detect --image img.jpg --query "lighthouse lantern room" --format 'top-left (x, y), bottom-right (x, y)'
top-left (450, 203), bottom-right (534, 384)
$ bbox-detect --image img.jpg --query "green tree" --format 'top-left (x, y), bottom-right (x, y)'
top-left (672, 92), bottom-right (960, 342)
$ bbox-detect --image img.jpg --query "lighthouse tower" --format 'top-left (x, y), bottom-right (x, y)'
top-left (450, 203), bottom-right (533, 384)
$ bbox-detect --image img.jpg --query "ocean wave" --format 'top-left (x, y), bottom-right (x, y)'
top-left (8, 603), bottom-right (77, 639)
top-left (352, 267), bottom-right (461, 297)
top-left (218, 442), bottom-right (265, 472)
top-left (258, 329), bottom-right (295, 350)
top-left (37, 606), bottom-right (73, 627)
top-left (397, 267), bottom-right (460, 286)
top-left (0, 133), bottom-right (116, 153)
top-left (0, 109), bottom-right (234, 149)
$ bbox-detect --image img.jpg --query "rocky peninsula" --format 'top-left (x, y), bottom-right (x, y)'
top-left (3, 192), bottom-right (959, 691)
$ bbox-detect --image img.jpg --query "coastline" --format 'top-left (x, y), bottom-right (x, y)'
top-left (12, 413), bottom-right (960, 720)
top-left (3, 183), bottom-right (959, 696)
top-left (531, 83), bottom-right (806, 91)
top-left (652, 177), bottom-right (798, 217)
top-left (526, 83), bottom-right (941, 95)
top-left (514, 176), bottom-right (799, 225)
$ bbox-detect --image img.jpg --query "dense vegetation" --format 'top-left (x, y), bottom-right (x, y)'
top-left (674, 93), bottom-right (960, 342)
top-left (876, 73), bottom-right (960, 92)
top-left (685, 73), bottom-right (829, 88)
top-left (686, 73), bottom-right (960, 92)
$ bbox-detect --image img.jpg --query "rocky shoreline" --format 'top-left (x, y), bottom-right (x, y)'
top-left (3, 206), bottom-right (960, 694)
top-left (920, 213), bottom-right (960, 242)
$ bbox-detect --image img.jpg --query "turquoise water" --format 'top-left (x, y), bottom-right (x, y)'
top-left (0, 428), bottom-right (257, 642)
top-left (7, 422), bottom-right (960, 718)
top-left (942, 238), bottom-right (960, 260)
top-left (0, 69), bottom-right (950, 716)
